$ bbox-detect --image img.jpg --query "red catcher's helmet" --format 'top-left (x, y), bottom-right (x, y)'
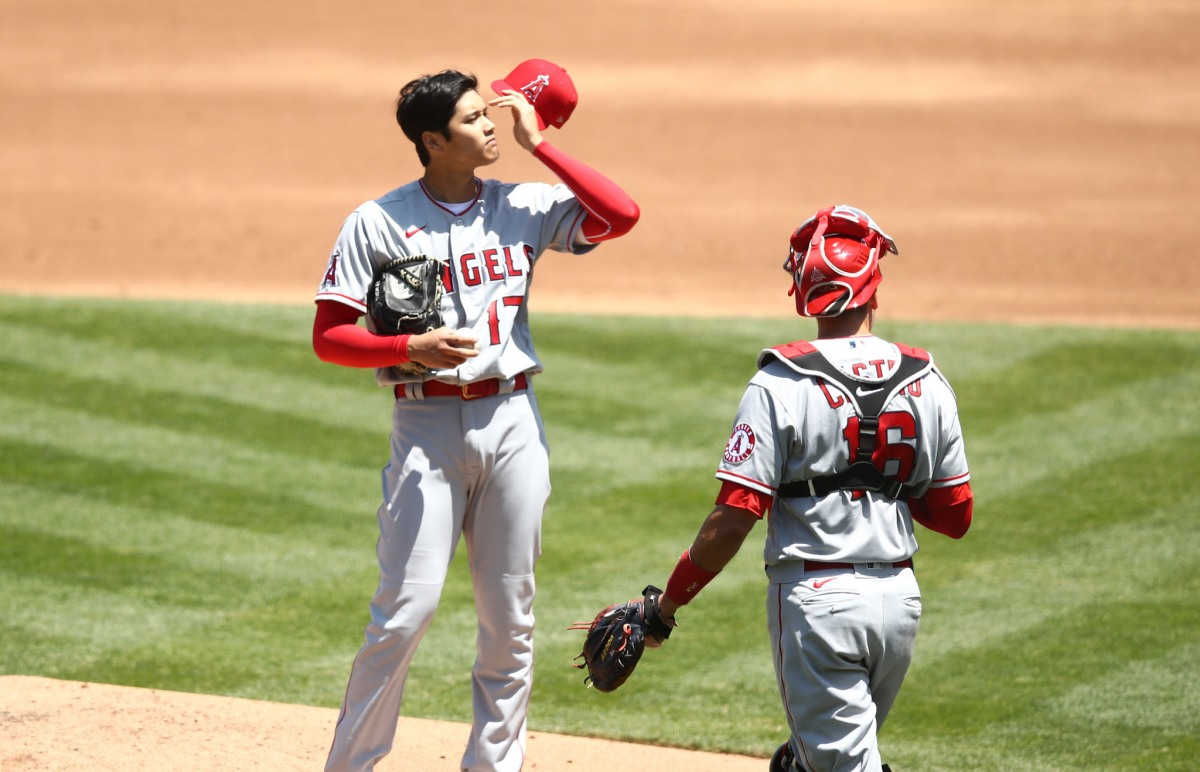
top-left (783, 205), bottom-right (898, 317)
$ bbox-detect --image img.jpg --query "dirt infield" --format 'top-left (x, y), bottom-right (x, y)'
top-left (0, 677), bottom-right (765, 771)
top-left (1, 1), bottom-right (1198, 769)
top-left (1, 0), bottom-right (1198, 326)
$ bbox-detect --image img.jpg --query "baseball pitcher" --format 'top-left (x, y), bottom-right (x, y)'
top-left (312, 62), bottom-right (639, 772)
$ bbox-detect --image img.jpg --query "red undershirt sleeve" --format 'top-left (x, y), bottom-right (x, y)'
top-left (907, 482), bottom-right (974, 539)
top-left (532, 141), bottom-right (639, 242)
top-left (312, 300), bottom-right (411, 368)
top-left (714, 480), bottom-right (774, 519)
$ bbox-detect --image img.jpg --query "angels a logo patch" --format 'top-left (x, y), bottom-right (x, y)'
top-left (322, 251), bottom-right (340, 287)
top-left (723, 423), bottom-right (756, 464)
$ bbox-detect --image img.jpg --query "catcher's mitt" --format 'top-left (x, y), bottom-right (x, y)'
top-left (569, 585), bottom-right (674, 693)
top-left (366, 254), bottom-right (447, 373)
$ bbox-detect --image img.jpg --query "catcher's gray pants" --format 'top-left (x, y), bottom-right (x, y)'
top-left (767, 563), bottom-right (922, 772)
top-left (325, 389), bottom-right (550, 772)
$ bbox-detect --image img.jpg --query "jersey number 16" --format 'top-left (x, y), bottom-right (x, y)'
top-left (843, 412), bottom-right (917, 480)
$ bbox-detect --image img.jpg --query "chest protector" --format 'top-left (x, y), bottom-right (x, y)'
top-left (758, 341), bottom-right (935, 500)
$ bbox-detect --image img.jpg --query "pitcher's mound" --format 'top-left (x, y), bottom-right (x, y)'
top-left (0, 676), bottom-right (765, 771)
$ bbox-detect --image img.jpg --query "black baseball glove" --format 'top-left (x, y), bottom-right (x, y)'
top-left (366, 254), bottom-right (447, 373)
top-left (569, 585), bottom-right (675, 693)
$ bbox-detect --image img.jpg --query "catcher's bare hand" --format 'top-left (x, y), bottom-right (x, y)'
top-left (407, 328), bottom-right (480, 369)
top-left (488, 91), bottom-right (544, 153)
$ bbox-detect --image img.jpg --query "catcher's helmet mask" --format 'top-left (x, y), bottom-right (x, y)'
top-left (784, 205), bottom-right (898, 318)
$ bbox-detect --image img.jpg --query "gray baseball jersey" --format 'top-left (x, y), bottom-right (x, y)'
top-left (315, 177), bottom-right (593, 385)
top-left (716, 334), bottom-right (970, 568)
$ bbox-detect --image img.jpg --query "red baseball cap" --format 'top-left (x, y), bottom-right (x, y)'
top-left (490, 59), bottom-right (578, 130)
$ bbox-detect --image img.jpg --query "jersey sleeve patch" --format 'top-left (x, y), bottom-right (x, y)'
top-left (321, 250), bottom-right (340, 287)
top-left (723, 423), bottom-right (757, 464)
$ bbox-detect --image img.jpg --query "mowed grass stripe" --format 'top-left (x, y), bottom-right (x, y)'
top-left (910, 491), bottom-right (1200, 662)
top-left (0, 298), bottom-right (340, 385)
top-left (0, 360), bottom-right (387, 469)
top-left (535, 349), bottom-right (749, 443)
top-left (0, 437), bottom-right (366, 539)
top-left (963, 367), bottom-right (1200, 500)
top-left (0, 482), bottom-right (373, 586)
top-left (953, 337), bottom-right (1200, 435)
top-left (0, 394), bottom-right (379, 518)
top-left (0, 522), bottom-right (251, 607)
top-left (0, 570), bottom-right (222, 649)
top-left (0, 320), bottom-right (393, 433)
top-left (890, 596), bottom-right (1200, 769)
top-left (920, 431), bottom-right (1200, 573)
top-left (1049, 639), bottom-right (1200, 733)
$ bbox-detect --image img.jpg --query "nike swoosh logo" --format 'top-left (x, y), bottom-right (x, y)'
top-left (405, 225), bottom-right (426, 237)
top-left (856, 386), bottom-right (883, 396)
top-left (813, 578), bottom-right (837, 589)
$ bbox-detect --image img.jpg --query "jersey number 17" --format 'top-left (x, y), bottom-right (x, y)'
top-left (487, 295), bottom-right (523, 345)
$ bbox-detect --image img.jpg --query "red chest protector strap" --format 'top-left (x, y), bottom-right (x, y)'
top-left (760, 342), bottom-right (933, 500)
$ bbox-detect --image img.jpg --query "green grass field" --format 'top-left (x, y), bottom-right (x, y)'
top-left (2, 295), bottom-right (1198, 770)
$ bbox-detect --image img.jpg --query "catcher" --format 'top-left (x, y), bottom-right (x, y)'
top-left (575, 206), bottom-right (973, 772)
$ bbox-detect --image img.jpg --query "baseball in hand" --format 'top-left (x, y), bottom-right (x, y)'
top-left (457, 329), bottom-right (482, 351)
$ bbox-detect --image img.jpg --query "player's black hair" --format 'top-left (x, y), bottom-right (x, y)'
top-left (396, 70), bottom-right (479, 167)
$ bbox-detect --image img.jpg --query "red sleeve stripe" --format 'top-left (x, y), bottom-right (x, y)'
top-left (932, 471), bottom-right (971, 483)
top-left (315, 292), bottom-right (368, 310)
top-left (716, 470), bottom-right (777, 492)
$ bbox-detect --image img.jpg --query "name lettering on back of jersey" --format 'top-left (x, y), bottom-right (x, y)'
top-left (818, 381), bottom-right (845, 409)
top-left (724, 423), bottom-right (756, 464)
top-left (850, 360), bottom-right (896, 378)
top-left (322, 251), bottom-right (340, 287)
top-left (450, 244), bottom-right (533, 293)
